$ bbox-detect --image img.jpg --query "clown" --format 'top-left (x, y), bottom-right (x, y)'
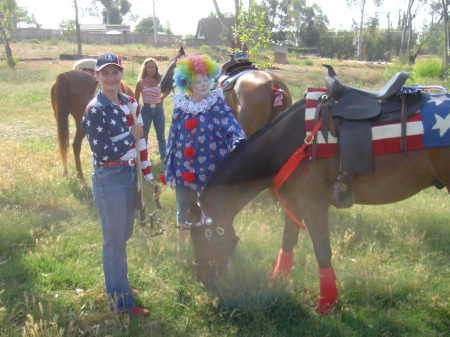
top-left (162, 54), bottom-right (246, 250)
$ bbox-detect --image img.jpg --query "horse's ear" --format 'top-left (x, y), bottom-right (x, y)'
top-left (179, 45), bottom-right (185, 56)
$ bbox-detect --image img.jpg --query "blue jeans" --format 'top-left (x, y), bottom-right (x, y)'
top-left (141, 104), bottom-right (166, 162)
top-left (92, 164), bottom-right (137, 313)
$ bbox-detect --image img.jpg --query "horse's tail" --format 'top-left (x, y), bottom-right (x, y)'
top-left (270, 77), bottom-right (293, 121)
top-left (51, 72), bottom-right (71, 172)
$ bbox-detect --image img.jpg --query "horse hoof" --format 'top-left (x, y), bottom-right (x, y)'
top-left (316, 300), bottom-right (335, 315)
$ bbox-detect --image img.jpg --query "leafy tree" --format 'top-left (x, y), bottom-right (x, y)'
top-left (163, 21), bottom-right (173, 35)
top-left (233, 0), bottom-right (271, 68)
top-left (59, 19), bottom-right (76, 35)
top-left (346, 0), bottom-right (384, 61)
top-left (99, 0), bottom-right (132, 24)
top-left (0, 0), bottom-right (17, 67)
top-left (21, 13), bottom-right (40, 28)
top-left (133, 16), bottom-right (163, 35)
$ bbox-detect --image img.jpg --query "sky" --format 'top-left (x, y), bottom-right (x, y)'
top-left (16, 0), bottom-right (429, 37)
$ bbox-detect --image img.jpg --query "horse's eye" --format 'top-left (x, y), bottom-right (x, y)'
top-left (205, 217), bottom-right (213, 226)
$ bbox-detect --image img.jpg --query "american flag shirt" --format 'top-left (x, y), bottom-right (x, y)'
top-left (82, 90), bottom-right (154, 180)
top-left (164, 88), bottom-right (245, 193)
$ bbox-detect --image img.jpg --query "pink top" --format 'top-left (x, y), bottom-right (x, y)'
top-left (142, 86), bottom-right (162, 104)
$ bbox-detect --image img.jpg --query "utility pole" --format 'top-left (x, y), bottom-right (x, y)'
top-left (152, 0), bottom-right (158, 46)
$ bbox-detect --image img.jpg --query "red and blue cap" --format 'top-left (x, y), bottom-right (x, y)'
top-left (95, 52), bottom-right (124, 71)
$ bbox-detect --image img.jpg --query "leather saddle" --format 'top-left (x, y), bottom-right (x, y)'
top-left (316, 64), bottom-right (422, 208)
top-left (218, 61), bottom-right (258, 91)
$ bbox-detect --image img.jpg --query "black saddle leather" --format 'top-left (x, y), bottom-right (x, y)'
top-left (324, 64), bottom-right (410, 100)
top-left (318, 65), bottom-right (423, 208)
top-left (322, 64), bottom-right (420, 122)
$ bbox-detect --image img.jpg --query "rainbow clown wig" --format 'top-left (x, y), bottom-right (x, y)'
top-left (173, 54), bottom-right (220, 95)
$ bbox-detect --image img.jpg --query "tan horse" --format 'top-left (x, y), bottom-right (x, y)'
top-left (51, 69), bottom-right (134, 180)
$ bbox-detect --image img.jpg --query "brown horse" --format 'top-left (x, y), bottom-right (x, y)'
top-left (51, 69), bottom-right (134, 180)
top-left (159, 47), bottom-right (292, 137)
top-left (186, 90), bottom-right (450, 314)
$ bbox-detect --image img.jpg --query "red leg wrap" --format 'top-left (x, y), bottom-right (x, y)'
top-left (317, 267), bottom-right (338, 314)
top-left (272, 249), bottom-right (294, 278)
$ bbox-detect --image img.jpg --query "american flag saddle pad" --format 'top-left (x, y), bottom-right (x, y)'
top-left (305, 88), bottom-right (450, 158)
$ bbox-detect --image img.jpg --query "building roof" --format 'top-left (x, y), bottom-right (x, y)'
top-left (195, 17), bottom-right (236, 45)
top-left (80, 24), bottom-right (131, 34)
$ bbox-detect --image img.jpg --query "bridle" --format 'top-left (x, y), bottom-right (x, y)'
top-left (189, 202), bottom-right (230, 271)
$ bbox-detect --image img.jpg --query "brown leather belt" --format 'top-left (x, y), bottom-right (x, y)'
top-left (100, 159), bottom-right (136, 167)
top-left (143, 103), bottom-right (162, 108)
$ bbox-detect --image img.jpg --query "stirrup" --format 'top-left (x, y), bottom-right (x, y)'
top-left (330, 174), bottom-right (355, 208)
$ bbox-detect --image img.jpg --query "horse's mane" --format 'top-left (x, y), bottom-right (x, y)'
top-left (200, 98), bottom-right (307, 201)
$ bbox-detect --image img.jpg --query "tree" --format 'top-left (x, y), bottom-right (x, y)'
top-left (99, 0), bottom-right (132, 24)
top-left (233, 1), bottom-right (271, 67)
top-left (212, 0), bottom-right (239, 48)
top-left (133, 16), bottom-right (163, 35)
top-left (441, 0), bottom-right (449, 64)
top-left (346, 0), bottom-right (383, 61)
top-left (74, 0), bottom-right (82, 57)
top-left (404, 0), bottom-right (442, 64)
top-left (0, 0), bottom-right (17, 68)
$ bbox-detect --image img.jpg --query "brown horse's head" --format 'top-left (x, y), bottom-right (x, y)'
top-left (189, 199), bottom-right (240, 287)
top-left (160, 46), bottom-right (186, 94)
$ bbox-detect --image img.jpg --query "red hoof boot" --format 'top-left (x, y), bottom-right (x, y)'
top-left (126, 306), bottom-right (150, 317)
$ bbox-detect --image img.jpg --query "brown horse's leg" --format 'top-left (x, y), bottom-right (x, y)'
top-left (272, 215), bottom-right (300, 278)
top-left (302, 200), bottom-right (338, 314)
top-left (73, 121), bottom-right (85, 180)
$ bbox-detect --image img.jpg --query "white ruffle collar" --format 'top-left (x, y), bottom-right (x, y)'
top-left (173, 88), bottom-right (223, 115)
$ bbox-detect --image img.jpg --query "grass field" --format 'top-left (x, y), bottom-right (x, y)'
top-left (0, 41), bottom-right (448, 336)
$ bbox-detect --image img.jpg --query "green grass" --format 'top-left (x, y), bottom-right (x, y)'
top-left (0, 45), bottom-right (449, 336)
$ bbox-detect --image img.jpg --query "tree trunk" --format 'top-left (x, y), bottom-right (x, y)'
top-left (409, 11), bottom-right (443, 64)
top-left (400, 12), bottom-right (407, 55)
top-left (443, 0), bottom-right (449, 65)
top-left (212, 0), bottom-right (239, 49)
top-left (74, 0), bottom-right (82, 57)
top-left (357, 0), bottom-right (366, 61)
top-left (407, 5), bottom-right (413, 55)
top-left (0, 20), bottom-right (15, 68)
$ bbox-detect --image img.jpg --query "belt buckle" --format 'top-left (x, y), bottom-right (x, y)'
top-left (150, 103), bottom-right (157, 108)
top-left (128, 159), bottom-right (136, 166)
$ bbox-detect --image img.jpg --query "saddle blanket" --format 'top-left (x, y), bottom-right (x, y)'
top-left (305, 88), bottom-right (450, 158)
top-left (220, 69), bottom-right (258, 90)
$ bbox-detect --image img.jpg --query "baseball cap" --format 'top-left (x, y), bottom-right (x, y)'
top-left (95, 52), bottom-right (124, 71)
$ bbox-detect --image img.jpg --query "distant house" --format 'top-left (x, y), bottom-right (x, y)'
top-left (80, 24), bottom-right (131, 34)
top-left (194, 17), bottom-right (236, 47)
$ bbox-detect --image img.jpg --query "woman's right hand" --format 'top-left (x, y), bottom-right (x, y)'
top-left (130, 123), bottom-right (144, 141)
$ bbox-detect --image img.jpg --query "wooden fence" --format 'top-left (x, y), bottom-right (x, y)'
top-left (9, 28), bottom-right (182, 46)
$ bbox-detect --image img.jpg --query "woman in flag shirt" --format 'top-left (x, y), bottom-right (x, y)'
top-left (82, 52), bottom-right (160, 317)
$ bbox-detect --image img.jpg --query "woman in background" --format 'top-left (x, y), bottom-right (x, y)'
top-left (135, 58), bottom-right (167, 162)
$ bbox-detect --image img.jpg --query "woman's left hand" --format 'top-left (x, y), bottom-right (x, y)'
top-left (149, 180), bottom-right (162, 199)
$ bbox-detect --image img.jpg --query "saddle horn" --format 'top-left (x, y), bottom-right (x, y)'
top-left (323, 64), bottom-right (343, 99)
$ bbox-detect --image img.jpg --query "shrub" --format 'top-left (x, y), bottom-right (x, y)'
top-left (199, 45), bottom-right (211, 52)
top-left (413, 58), bottom-right (444, 79)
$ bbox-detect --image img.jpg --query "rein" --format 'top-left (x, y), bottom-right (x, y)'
top-left (272, 119), bottom-right (323, 231)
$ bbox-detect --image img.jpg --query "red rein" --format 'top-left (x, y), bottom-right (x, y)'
top-left (271, 120), bottom-right (322, 231)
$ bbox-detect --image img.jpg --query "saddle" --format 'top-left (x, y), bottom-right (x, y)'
top-left (218, 62), bottom-right (258, 91)
top-left (316, 64), bottom-right (422, 208)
